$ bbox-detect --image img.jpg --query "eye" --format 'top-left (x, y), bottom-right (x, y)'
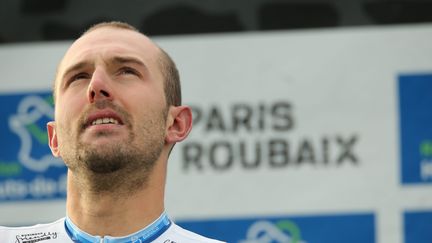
top-left (119, 67), bottom-right (140, 76)
top-left (70, 72), bottom-right (90, 82)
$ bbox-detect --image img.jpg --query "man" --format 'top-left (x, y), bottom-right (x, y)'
top-left (0, 21), bottom-right (224, 243)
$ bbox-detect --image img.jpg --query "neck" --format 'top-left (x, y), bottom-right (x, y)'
top-left (66, 160), bottom-right (167, 237)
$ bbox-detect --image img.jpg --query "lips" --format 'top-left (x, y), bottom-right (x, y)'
top-left (85, 109), bottom-right (124, 128)
top-left (92, 117), bottom-right (119, 125)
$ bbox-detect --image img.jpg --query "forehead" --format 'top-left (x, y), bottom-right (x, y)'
top-left (58, 27), bottom-right (160, 77)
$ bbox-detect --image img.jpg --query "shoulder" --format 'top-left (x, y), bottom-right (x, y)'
top-left (163, 223), bottom-right (226, 243)
top-left (0, 218), bottom-right (65, 232)
top-left (0, 218), bottom-right (70, 242)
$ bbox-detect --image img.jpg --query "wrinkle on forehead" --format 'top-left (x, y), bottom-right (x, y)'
top-left (54, 27), bottom-right (162, 97)
top-left (61, 27), bottom-right (158, 74)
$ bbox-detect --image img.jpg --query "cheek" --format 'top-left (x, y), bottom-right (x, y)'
top-left (127, 97), bottom-right (168, 131)
top-left (123, 85), bottom-right (167, 112)
top-left (55, 94), bottom-right (86, 129)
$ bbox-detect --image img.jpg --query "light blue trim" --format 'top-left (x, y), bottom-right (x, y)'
top-left (65, 212), bottom-right (171, 243)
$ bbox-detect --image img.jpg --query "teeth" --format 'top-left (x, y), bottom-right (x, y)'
top-left (91, 117), bottom-right (119, 125)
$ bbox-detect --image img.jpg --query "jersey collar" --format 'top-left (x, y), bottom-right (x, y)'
top-left (64, 212), bottom-right (171, 243)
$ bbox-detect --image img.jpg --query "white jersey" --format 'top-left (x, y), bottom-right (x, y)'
top-left (0, 212), bottom-right (224, 243)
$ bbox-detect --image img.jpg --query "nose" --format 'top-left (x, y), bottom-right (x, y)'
top-left (87, 68), bottom-right (113, 103)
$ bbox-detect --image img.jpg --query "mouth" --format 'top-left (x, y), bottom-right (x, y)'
top-left (84, 110), bottom-right (125, 129)
top-left (91, 117), bottom-right (120, 125)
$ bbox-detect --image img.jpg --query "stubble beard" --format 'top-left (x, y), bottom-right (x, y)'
top-left (59, 101), bottom-right (167, 197)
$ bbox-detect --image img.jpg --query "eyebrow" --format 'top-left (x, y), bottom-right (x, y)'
top-left (60, 56), bottom-right (148, 85)
top-left (110, 56), bottom-right (147, 68)
top-left (61, 61), bottom-right (90, 81)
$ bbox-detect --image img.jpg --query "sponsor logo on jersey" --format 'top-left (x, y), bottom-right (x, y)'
top-left (15, 232), bottom-right (58, 243)
top-left (0, 91), bottom-right (67, 201)
top-left (398, 74), bottom-right (432, 184)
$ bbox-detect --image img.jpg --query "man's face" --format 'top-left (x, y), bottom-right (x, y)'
top-left (49, 27), bottom-right (168, 177)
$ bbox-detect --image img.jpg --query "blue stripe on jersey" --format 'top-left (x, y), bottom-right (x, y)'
top-left (64, 212), bottom-right (171, 243)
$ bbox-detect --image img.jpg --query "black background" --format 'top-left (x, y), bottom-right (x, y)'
top-left (0, 0), bottom-right (431, 44)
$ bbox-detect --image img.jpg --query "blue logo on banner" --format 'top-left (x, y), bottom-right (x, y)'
top-left (399, 73), bottom-right (432, 184)
top-left (404, 211), bottom-right (432, 243)
top-left (0, 91), bottom-right (66, 201)
top-left (177, 213), bottom-right (375, 243)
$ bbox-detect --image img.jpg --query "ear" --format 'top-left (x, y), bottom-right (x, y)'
top-left (165, 106), bottom-right (192, 144)
top-left (47, 121), bottom-right (60, 157)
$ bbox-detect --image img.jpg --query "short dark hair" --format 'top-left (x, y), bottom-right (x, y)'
top-left (54, 21), bottom-right (181, 106)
